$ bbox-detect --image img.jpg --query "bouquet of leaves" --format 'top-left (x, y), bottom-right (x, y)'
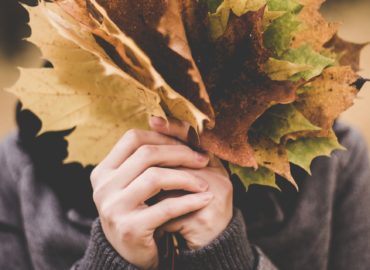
top-left (7, 0), bottom-right (368, 190)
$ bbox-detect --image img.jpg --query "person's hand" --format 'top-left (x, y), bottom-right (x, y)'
top-left (90, 122), bottom-right (214, 269)
top-left (150, 117), bottom-right (233, 250)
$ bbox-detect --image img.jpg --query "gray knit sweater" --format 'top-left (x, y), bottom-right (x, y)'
top-left (1, 122), bottom-right (370, 270)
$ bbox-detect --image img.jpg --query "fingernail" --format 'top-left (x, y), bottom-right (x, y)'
top-left (201, 192), bottom-right (213, 201)
top-left (150, 116), bottom-right (166, 127)
top-left (197, 152), bottom-right (209, 162)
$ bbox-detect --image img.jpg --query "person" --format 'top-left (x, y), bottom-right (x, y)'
top-left (1, 104), bottom-right (370, 270)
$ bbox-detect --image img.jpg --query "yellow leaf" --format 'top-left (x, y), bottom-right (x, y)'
top-left (229, 0), bottom-right (266, 16)
top-left (250, 134), bottom-right (298, 190)
top-left (263, 57), bottom-right (312, 81)
top-left (208, 1), bottom-right (231, 40)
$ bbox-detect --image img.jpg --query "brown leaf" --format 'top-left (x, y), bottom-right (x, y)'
top-left (198, 9), bottom-right (299, 167)
top-left (324, 34), bottom-right (369, 72)
top-left (291, 0), bottom-right (338, 51)
top-left (250, 133), bottom-right (297, 189)
top-left (93, 0), bottom-right (215, 125)
top-left (294, 66), bottom-right (358, 137)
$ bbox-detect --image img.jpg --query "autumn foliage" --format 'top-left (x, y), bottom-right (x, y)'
top-left (6, 0), bottom-right (367, 190)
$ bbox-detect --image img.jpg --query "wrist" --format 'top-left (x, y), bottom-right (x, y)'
top-left (188, 211), bottom-right (233, 250)
top-left (178, 209), bottom-right (255, 270)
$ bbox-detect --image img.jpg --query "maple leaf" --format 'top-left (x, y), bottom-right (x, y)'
top-left (8, 2), bottom-right (211, 165)
top-left (325, 34), bottom-right (369, 72)
top-left (199, 8), bottom-right (298, 167)
top-left (294, 66), bottom-right (359, 137)
top-left (263, 57), bottom-right (311, 81)
top-left (91, 0), bottom-right (215, 127)
top-left (286, 130), bottom-right (345, 174)
top-left (264, 12), bottom-right (301, 57)
top-left (57, 0), bottom-right (210, 134)
top-left (229, 163), bottom-right (280, 191)
top-left (8, 5), bottom-right (166, 165)
top-left (280, 44), bottom-right (335, 81)
top-left (291, 0), bottom-right (338, 51)
top-left (249, 133), bottom-right (297, 189)
top-left (4, 0), bottom-right (365, 191)
top-left (252, 104), bottom-right (320, 144)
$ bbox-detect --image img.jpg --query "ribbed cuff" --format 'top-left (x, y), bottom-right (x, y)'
top-left (76, 219), bottom-right (139, 270)
top-left (177, 209), bottom-right (255, 270)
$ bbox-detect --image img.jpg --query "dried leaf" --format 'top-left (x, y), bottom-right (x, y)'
top-left (200, 9), bottom-right (298, 167)
top-left (94, 0), bottom-right (215, 125)
top-left (229, 163), bottom-right (280, 191)
top-left (208, 1), bottom-right (231, 40)
top-left (250, 134), bottom-right (297, 189)
top-left (291, 0), bottom-right (338, 51)
top-left (264, 12), bottom-right (301, 56)
top-left (325, 34), bottom-right (369, 72)
top-left (281, 44), bottom-right (335, 81)
top-left (253, 104), bottom-right (320, 144)
top-left (228, 0), bottom-right (266, 16)
top-left (294, 66), bottom-right (358, 136)
top-left (53, 0), bottom-right (210, 134)
top-left (286, 130), bottom-right (345, 174)
top-left (263, 57), bottom-right (312, 81)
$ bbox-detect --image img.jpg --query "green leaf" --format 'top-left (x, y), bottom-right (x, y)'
top-left (253, 104), bottom-right (321, 144)
top-left (263, 57), bottom-right (312, 81)
top-left (262, 8), bottom-right (285, 30)
top-left (202, 0), bottom-right (224, 13)
top-left (208, 1), bottom-right (231, 40)
top-left (286, 133), bottom-right (345, 174)
top-left (229, 163), bottom-right (280, 191)
top-left (264, 13), bottom-right (301, 56)
top-left (281, 45), bottom-right (335, 81)
top-left (266, 0), bottom-right (302, 13)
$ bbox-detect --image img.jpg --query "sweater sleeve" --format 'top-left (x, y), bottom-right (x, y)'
top-left (71, 219), bottom-right (139, 270)
top-left (328, 128), bottom-right (370, 269)
top-left (178, 209), bottom-right (278, 270)
top-left (0, 136), bottom-right (33, 270)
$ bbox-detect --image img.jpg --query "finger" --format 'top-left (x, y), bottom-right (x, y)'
top-left (92, 145), bottom-right (209, 195)
top-left (96, 129), bottom-right (184, 171)
top-left (149, 116), bottom-right (190, 143)
top-left (123, 167), bottom-right (209, 206)
top-left (160, 216), bottom-right (187, 234)
top-left (140, 192), bottom-right (214, 230)
top-left (115, 144), bottom-right (210, 188)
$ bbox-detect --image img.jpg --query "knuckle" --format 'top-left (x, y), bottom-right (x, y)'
top-left (161, 203), bottom-right (175, 218)
top-left (196, 212), bottom-right (213, 229)
top-left (123, 129), bottom-right (142, 146)
top-left (90, 167), bottom-right (101, 185)
top-left (145, 168), bottom-right (162, 186)
top-left (137, 145), bottom-right (158, 158)
top-left (145, 167), bottom-right (161, 179)
top-left (99, 203), bottom-right (115, 223)
top-left (92, 190), bottom-right (102, 206)
top-left (117, 221), bottom-right (136, 241)
top-left (224, 180), bottom-right (233, 195)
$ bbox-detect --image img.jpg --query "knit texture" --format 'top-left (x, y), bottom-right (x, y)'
top-left (178, 210), bottom-right (255, 270)
top-left (74, 219), bottom-right (138, 270)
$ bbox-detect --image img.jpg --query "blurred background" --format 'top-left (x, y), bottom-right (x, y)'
top-left (1, 0), bottom-right (370, 148)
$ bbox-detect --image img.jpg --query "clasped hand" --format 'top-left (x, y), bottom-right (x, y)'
top-left (90, 117), bottom-right (233, 269)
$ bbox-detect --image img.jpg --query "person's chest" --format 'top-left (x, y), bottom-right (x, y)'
top-left (236, 157), bottom-right (338, 270)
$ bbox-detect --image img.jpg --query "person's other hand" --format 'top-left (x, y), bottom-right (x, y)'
top-left (150, 117), bottom-right (233, 250)
top-left (90, 123), bottom-right (213, 269)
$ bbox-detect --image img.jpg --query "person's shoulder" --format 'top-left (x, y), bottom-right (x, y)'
top-left (332, 121), bottom-right (370, 199)
top-left (0, 132), bottom-right (32, 226)
top-left (0, 132), bottom-right (32, 183)
top-left (333, 121), bottom-right (369, 171)
top-left (334, 121), bottom-right (367, 149)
